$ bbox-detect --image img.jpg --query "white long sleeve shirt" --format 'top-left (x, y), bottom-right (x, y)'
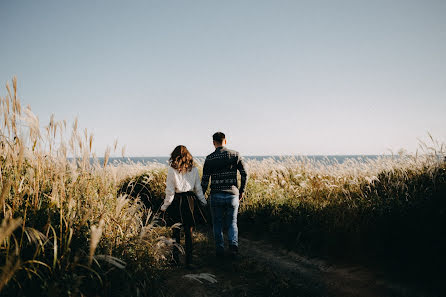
top-left (161, 166), bottom-right (207, 211)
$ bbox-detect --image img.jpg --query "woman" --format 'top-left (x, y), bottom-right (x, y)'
top-left (160, 145), bottom-right (207, 268)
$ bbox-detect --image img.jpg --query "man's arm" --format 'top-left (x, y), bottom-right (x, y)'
top-left (201, 158), bottom-right (211, 194)
top-left (237, 153), bottom-right (248, 198)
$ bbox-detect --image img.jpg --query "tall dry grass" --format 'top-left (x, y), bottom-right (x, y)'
top-left (117, 141), bottom-right (446, 285)
top-left (115, 139), bottom-right (445, 281)
top-left (0, 78), bottom-right (171, 296)
top-left (1, 76), bottom-right (444, 294)
top-left (239, 148), bottom-right (446, 285)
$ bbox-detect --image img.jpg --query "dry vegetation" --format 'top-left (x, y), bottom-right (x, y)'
top-left (0, 78), bottom-right (173, 296)
top-left (1, 78), bottom-right (445, 296)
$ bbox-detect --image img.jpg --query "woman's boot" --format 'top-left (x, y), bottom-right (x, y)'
top-left (184, 226), bottom-right (195, 269)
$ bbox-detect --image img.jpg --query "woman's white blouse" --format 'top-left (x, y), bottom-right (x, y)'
top-left (161, 166), bottom-right (207, 211)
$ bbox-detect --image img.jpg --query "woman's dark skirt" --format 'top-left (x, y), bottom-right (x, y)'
top-left (165, 191), bottom-right (208, 227)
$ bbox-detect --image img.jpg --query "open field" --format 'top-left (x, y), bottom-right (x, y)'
top-left (121, 150), bottom-right (446, 294)
top-left (1, 79), bottom-right (445, 296)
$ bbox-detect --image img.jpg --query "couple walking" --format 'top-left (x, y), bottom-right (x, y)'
top-left (160, 132), bottom-right (248, 268)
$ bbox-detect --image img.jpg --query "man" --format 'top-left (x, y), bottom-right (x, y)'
top-left (201, 132), bottom-right (248, 259)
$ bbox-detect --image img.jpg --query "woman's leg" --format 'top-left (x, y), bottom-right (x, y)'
top-left (184, 225), bottom-right (193, 266)
top-left (172, 226), bottom-right (181, 263)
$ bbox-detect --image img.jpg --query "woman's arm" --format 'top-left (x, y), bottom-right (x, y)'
top-left (161, 167), bottom-right (176, 211)
top-left (194, 167), bottom-right (207, 206)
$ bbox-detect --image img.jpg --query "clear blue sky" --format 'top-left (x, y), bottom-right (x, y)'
top-left (1, 0), bottom-right (445, 156)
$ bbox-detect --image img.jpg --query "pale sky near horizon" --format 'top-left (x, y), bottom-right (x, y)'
top-left (1, 0), bottom-right (445, 157)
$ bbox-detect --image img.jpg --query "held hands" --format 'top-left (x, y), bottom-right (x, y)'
top-left (200, 195), bottom-right (208, 207)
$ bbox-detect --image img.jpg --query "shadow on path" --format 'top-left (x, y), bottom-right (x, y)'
top-left (238, 236), bottom-right (433, 297)
top-left (162, 229), bottom-right (436, 297)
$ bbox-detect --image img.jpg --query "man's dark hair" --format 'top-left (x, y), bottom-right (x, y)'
top-left (212, 132), bottom-right (226, 144)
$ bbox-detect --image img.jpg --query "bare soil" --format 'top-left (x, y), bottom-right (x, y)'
top-left (162, 229), bottom-right (437, 297)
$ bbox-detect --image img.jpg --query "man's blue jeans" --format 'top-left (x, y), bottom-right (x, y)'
top-left (210, 192), bottom-right (239, 252)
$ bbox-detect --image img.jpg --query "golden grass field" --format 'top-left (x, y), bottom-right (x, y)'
top-left (1, 78), bottom-right (445, 296)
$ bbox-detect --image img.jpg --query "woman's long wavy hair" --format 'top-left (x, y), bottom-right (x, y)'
top-left (169, 145), bottom-right (194, 173)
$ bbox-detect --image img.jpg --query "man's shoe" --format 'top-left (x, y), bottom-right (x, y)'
top-left (229, 245), bottom-right (238, 260)
top-left (216, 248), bottom-right (224, 259)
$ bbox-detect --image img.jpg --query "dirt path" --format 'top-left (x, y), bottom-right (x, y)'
top-left (163, 230), bottom-right (432, 297)
top-left (238, 237), bottom-right (429, 297)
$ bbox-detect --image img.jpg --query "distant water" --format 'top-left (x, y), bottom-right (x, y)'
top-left (92, 155), bottom-right (386, 165)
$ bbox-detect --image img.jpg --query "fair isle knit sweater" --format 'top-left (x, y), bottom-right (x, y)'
top-left (201, 146), bottom-right (248, 196)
